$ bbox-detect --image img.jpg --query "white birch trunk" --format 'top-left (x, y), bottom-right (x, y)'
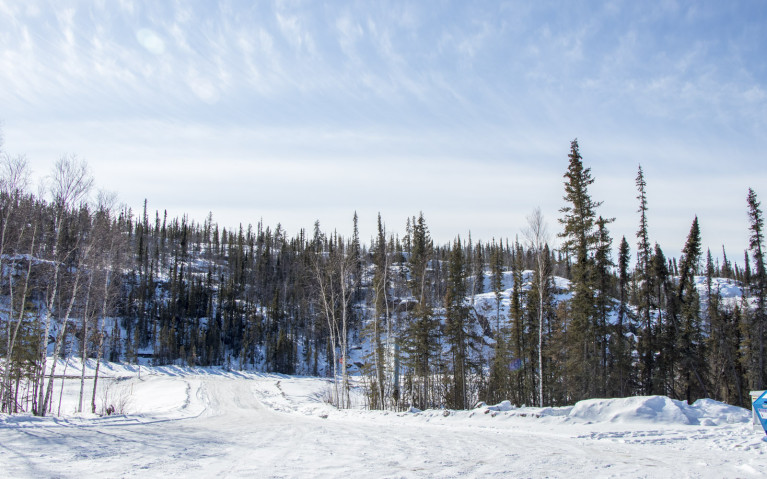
top-left (43, 241), bottom-right (89, 415)
top-left (78, 272), bottom-right (95, 413)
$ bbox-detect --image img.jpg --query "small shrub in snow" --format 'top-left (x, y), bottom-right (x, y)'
top-left (99, 381), bottom-right (133, 416)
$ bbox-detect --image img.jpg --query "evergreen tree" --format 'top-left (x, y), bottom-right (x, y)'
top-left (484, 239), bottom-right (511, 402)
top-left (705, 248), bottom-right (744, 405)
top-left (557, 139), bottom-right (608, 400)
top-left (635, 165), bottom-right (655, 394)
top-left (444, 239), bottom-right (471, 409)
top-left (368, 213), bottom-right (390, 409)
top-left (594, 216), bottom-right (614, 396)
top-left (404, 213), bottom-right (438, 409)
top-left (474, 241), bottom-right (485, 296)
top-left (746, 188), bottom-right (766, 388)
top-left (611, 236), bottom-right (633, 397)
top-left (508, 240), bottom-right (526, 405)
top-left (675, 217), bottom-right (708, 402)
top-left (651, 243), bottom-right (674, 395)
top-left (721, 246), bottom-right (733, 280)
top-left (490, 240), bottom-right (504, 330)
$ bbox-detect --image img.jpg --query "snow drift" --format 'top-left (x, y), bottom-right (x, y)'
top-left (568, 395), bottom-right (750, 426)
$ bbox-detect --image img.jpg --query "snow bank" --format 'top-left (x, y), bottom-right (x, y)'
top-left (486, 400), bottom-right (514, 412)
top-left (465, 395), bottom-right (750, 427)
top-left (568, 395), bottom-right (750, 426)
top-left (683, 398), bottom-right (752, 426)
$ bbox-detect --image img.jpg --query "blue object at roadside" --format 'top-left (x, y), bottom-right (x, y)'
top-left (753, 390), bottom-right (767, 439)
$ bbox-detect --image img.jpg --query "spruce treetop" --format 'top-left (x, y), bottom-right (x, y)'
top-left (558, 139), bottom-right (604, 262)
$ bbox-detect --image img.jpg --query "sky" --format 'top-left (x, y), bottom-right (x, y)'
top-left (1, 0), bottom-right (766, 262)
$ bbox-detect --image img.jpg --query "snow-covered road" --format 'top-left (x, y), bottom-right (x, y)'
top-left (1, 364), bottom-right (765, 478)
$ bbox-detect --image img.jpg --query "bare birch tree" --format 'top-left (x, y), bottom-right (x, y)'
top-left (311, 231), bottom-right (357, 409)
top-left (36, 155), bottom-right (93, 416)
top-left (524, 207), bottom-right (550, 407)
top-left (91, 191), bottom-right (122, 414)
top-left (0, 154), bottom-right (32, 412)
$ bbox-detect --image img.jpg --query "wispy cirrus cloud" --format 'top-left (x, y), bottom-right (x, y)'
top-left (3, 0), bottom-right (764, 135)
top-left (1, 0), bottom-right (765, 258)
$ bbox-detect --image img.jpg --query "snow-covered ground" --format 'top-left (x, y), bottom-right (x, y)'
top-left (1, 360), bottom-right (765, 478)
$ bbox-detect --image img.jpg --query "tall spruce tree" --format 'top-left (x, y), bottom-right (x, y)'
top-left (558, 139), bottom-right (608, 400)
top-left (676, 217), bottom-right (708, 402)
top-left (594, 216), bottom-right (614, 396)
top-left (651, 243), bottom-right (674, 395)
top-left (747, 188), bottom-right (766, 388)
top-left (508, 240), bottom-right (526, 405)
top-left (444, 238), bottom-right (471, 409)
top-left (486, 240), bottom-right (512, 404)
top-left (404, 213), bottom-right (437, 409)
top-left (484, 239), bottom-right (511, 403)
top-left (370, 213), bottom-right (390, 409)
top-left (635, 165), bottom-right (655, 394)
top-left (611, 236), bottom-right (633, 397)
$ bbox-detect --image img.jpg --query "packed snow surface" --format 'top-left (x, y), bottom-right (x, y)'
top-left (1, 360), bottom-right (765, 478)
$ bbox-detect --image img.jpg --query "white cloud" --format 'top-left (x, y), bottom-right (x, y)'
top-left (136, 28), bottom-right (166, 55)
top-left (335, 12), bottom-right (363, 60)
top-left (744, 86), bottom-right (766, 102)
top-left (168, 22), bottom-right (192, 53)
top-left (186, 67), bottom-right (220, 104)
top-left (25, 3), bottom-right (40, 16)
top-left (55, 7), bottom-right (77, 60)
top-left (172, 0), bottom-right (192, 25)
top-left (275, 9), bottom-right (315, 55)
top-left (456, 21), bottom-right (492, 60)
top-left (117, 0), bottom-right (134, 15)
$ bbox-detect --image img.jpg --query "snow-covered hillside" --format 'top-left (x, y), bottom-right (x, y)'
top-left (1, 360), bottom-right (765, 478)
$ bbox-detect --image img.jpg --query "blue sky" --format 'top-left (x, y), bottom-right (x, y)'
top-left (1, 0), bottom-right (766, 261)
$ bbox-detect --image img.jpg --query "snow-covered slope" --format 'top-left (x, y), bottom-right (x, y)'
top-left (1, 360), bottom-right (765, 478)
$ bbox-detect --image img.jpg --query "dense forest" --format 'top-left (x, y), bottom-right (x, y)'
top-left (0, 137), bottom-right (765, 417)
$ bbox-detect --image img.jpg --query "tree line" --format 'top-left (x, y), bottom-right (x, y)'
top-left (0, 137), bottom-right (765, 415)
